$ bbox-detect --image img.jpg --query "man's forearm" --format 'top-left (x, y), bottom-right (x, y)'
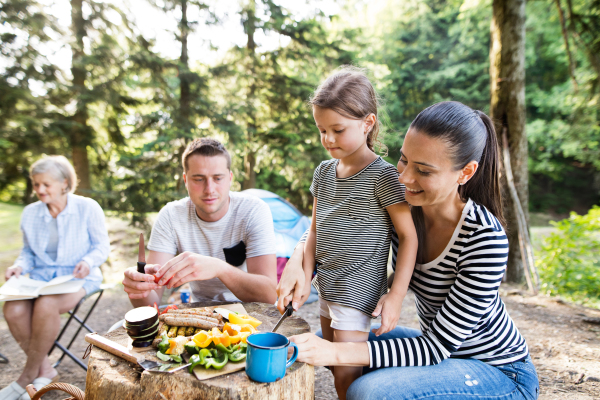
top-left (219, 260), bottom-right (277, 303)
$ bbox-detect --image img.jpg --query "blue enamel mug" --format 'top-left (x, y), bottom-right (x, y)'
top-left (245, 332), bottom-right (298, 383)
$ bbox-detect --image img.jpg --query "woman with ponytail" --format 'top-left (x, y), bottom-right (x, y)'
top-left (278, 101), bottom-right (539, 400)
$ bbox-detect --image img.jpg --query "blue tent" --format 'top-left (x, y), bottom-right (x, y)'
top-left (242, 189), bottom-right (310, 258)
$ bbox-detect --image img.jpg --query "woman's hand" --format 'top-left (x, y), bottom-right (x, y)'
top-left (276, 244), bottom-right (309, 313)
top-left (73, 260), bottom-right (90, 279)
top-left (5, 265), bottom-right (22, 281)
top-left (290, 333), bottom-right (337, 366)
top-left (371, 291), bottom-right (404, 336)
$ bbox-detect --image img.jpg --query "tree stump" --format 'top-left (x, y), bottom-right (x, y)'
top-left (85, 302), bottom-right (314, 400)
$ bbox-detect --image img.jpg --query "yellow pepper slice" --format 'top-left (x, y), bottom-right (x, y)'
top-left (238, 323), bottom-right (257, 334)
top-left (229, 313), bottom-right (262, 328)
top-left (222, 322), bottom-right (238, 336)
top-left (239, 331), bottom-right (252, 343)
top-left (219, 331), bottom-right (232, 347)
top-left (221, 323), bottom-right (242, 344)
top-left (192, 330), bottom-right (213, 348)
top-left (228, 333), bottom-right (242, 345)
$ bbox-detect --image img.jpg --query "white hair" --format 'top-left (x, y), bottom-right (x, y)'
top-left (30, 155), bottom-right (78, 193)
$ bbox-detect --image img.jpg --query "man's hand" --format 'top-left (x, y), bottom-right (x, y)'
top-left (73, 261), bottom-right (90, 279)
top-left (154, 251), bottom-right (222, 289)
top-left (123, 266), bottom-right (160, 299)
top-left (371, 291), bottom-right (404, 336)
top-left (5, 265), bottom-right (22, 281)
top-left (276, 257), bottom-right (310, 314)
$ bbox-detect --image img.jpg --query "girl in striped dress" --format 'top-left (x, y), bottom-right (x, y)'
top-left (299, 67), bottom-right (419, 400)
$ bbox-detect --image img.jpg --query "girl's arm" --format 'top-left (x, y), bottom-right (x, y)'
top-left (276, 241), bottom-right (306, 313)
top-left (372, 202), bottom-right (418, 336)
top-left (276, 197), bottom-right (317, 314)
top-left (302, 198), bottom-right (318, 286)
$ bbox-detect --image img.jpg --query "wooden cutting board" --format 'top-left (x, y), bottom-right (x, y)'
top-left (191, 303), bottom-right (252, 381)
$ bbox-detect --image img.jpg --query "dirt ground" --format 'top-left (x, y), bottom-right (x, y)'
top-left (1, 216), bottom-right (600, 399)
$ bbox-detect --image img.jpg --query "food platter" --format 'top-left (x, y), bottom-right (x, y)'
top-left (119, 303), bottom-right (254, 380)
top-left (85, 301), bottom-right (314, 400)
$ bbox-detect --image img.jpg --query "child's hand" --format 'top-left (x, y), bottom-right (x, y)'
top-left (371, 291), bottom-right (404, 336)
top-left (73, 261), bottom-right (90, 279)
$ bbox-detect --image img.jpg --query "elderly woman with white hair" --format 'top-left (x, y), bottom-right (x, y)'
top-left (0, 156), bottom-right (109, 400)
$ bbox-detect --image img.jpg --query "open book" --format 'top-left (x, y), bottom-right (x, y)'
top-left (0, 275), bottom-right (84, 301)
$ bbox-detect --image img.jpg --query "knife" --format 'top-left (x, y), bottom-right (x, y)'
top-left (272, 302), bottom-right (294, 333)
top-left (137, 233), bottom-right (146, 274)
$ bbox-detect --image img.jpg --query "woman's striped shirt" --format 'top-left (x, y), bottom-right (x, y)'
top-left (369, 199), bottom-right (528, 368)
top-left (309, 157), bottom-right (405, 317)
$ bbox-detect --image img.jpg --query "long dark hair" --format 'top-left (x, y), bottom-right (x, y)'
top-left (408, 101), bottom-right (504, 262)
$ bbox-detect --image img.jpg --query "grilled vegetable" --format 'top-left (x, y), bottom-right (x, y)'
top-left (158, 322), bottom-right (169, 336)
top-left (177, 326), bottom-right (187, 337)
top-left (167, 326), bottom-right (178, 338)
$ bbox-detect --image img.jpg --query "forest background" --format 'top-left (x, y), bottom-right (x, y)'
top-left (1, 0), bottom-right (599, 303)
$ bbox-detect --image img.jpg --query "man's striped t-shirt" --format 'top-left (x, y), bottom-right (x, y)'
top-left (370, 199), bottom-right (529, 368)
top-left (310, 157), bottom-right (405, 317)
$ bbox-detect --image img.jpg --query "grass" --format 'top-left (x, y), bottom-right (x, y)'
top-left (0, 202), bottom-right (25, 278)
top-left (0, 202), bottom-right (24, 253)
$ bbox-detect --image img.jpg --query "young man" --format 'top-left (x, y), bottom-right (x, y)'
top-left (122, 138), bottom-right (277, 306)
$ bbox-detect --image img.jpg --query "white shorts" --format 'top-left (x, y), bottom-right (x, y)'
top-left (319, 297), bottom-right (372, 333)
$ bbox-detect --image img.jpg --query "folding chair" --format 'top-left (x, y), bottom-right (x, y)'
top-left (48, 288), bottom-right (104, 371)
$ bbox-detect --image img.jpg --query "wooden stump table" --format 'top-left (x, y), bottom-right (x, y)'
top-left (85, 302), bottom-right (314, 400)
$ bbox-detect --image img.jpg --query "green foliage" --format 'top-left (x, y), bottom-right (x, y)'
top-left (1, 0), bottom-right (600, 219)
top-left (0, 0), bottom-right (65, 203)
top-left (537, 206), bottom-right (600, 306)
top-left (358, 0), bottom-right (492, 163)
top-left (526, 0), bottom-right (600, 213)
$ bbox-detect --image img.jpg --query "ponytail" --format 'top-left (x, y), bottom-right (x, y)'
top-left (458, 111), bottom-right (505, 227)
top-left (408, 101), bottom-right (505, 262)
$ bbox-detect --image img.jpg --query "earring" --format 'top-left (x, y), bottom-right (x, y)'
top-left (459, 182), bottom-right (465, 186)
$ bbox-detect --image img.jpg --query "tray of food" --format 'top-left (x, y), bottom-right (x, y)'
top-left (88, 303), bottom-right (264, 381)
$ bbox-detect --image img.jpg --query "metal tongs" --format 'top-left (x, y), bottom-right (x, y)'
top-left (272, 302), bottom-right (294, 333)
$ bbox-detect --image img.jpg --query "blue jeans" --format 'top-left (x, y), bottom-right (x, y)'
top-left (316, 325), bottom-right (539, 400)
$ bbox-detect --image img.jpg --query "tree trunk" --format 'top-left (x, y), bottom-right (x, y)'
top-left (70, 0), bottom-right (91, 194)
top-left (242, 0), bottom-right (257, 190)
top-left (178, 0), bottom-right (191, 132)
top-left (490, 0), bottom-right (528, 283)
